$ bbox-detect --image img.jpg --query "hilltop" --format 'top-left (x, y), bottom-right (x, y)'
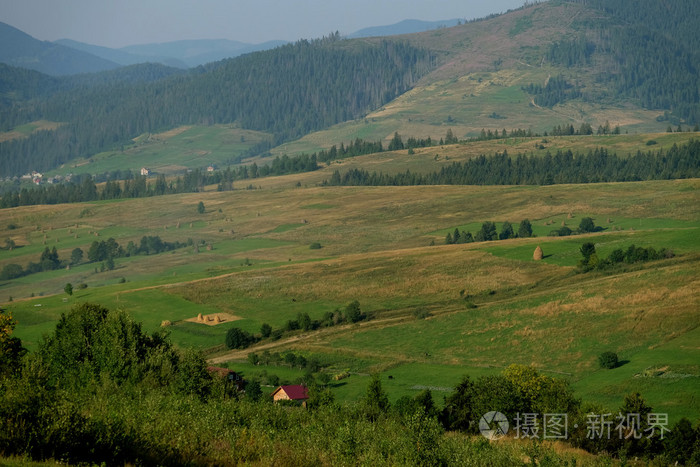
top-left (1, 0), bottom-right (699, 178)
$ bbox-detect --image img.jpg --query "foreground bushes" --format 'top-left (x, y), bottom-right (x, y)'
top-left (1, 304), bottom-right (699, 465)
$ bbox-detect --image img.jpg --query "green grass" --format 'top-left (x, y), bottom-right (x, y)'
top-left (3, 178), bottom-right (698, 422)
top-left (48, 125), bottom-right (271, 176)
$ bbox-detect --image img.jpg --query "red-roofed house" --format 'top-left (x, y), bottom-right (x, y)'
top-left (271, 385), bottom-right (309, 406)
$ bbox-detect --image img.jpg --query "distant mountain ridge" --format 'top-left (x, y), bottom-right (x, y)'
top-left (119, 39), bottom-right (289, 68)
top-left (0, 21), bottom-right (120, 75)
top-left (348, 19), bottom-right (461, 38)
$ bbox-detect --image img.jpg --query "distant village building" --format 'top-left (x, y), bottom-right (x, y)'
top-left (271, 385), bottom-right (309, 406)
top-left (207, 165), bottom-right (216, 172)
top-left (206, 366), bottom-right (246, 391)
top-left (140, 167), bottom-right (150, 176)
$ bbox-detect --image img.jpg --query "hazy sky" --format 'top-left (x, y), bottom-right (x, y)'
top-left (1, 0), bottom-right (526, 48)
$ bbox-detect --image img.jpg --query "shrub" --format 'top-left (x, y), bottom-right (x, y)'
top-left (309, 242), bottom-right (322, 249)
top-left (598, 351), bottom-right (619, 369)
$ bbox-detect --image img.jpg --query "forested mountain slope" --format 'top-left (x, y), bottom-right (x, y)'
top-left (1, 0), bottom-right (698, 177)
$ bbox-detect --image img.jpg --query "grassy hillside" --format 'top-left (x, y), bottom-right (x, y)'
top-left (48, 125), bottom-right (271, 176)
top-left (3, 176), bottom-right (698, 422)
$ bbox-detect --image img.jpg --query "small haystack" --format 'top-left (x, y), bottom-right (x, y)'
top-left (533, 246), bottom-right (544, 261)
top-left (215, 315), bottom-right (222, 323)
top-left (561, 220), bottom-right (566, 227)
top-left (197, 313), bottom-right (204, 322)
top-left (567, 212), bottom-right (573, 219)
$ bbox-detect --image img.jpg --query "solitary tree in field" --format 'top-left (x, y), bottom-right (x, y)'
top-left (598, 351), bottom-right (618, 369)
top-left (260, 323), bottom-right (272, 338)
top-left (197, 201), bottom-right (205, 214)
top-left (578, 217), bottom-right (596, 233)
top-left (64, 283), bottom-right (73, 296)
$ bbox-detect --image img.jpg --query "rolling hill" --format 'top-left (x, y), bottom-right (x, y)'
top-left (0, 21), bottom-right (120, 75)
top-left (1, 2), bottom-right (699, 463)
top-left (1, 0), bottom-right (699, 178)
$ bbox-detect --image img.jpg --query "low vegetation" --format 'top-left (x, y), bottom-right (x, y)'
top-left (2, 303), bottom-right (699, 465)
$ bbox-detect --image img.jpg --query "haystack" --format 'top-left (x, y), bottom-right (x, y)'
top-left (197, 313), bottom-right (204, 322)
top-left (533, 245), bottom-right (544, 261)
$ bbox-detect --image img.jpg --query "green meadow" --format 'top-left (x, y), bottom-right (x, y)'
top-left (47, 124), bottom-right (271, 176)
top-left (2, 160), bottom-right (698, 423)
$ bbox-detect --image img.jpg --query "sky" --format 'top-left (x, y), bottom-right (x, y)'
top-left (1, 0), bottom-right (526, 48)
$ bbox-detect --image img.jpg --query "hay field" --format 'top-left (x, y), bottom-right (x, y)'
top-left (2, 178), bottom-right (698, 420)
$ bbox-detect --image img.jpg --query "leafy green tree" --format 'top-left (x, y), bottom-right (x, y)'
top-left (414, 389), bottom-right (437, 418)
top-left (225, 327), bottom-right (254, 349)
top-left (503, 364), bottom-right (579, 414)
top-left (598, 351), bottom-right (618, 369)
top-left (0, 308), bottom-right (25, 378)
top-left (445, 232), bottom-right (453, 244)
top-left (499, 221), bottom-right (514, 240)
top-left (388, 132), bottom-right (404, 151)
top-left (197, 201), bottom-right (205, 214)
top-left (663, 418), bottom-right (698, 465)
top-left (245, 380), bottom-right (262, 401)
top-left (306, 383), bottom-right (335, 410)
top-left (475, 221), bottom-right (498, 242)
top-left (580, 242), bottom-right (596, 260)
top-left (260, 323), bottom-right (272, 338)
top-left (363, 373), bottom-right (390, 420)
top-left (344, 300), bottom-right (364, 323)
top-left (297, 312), bottom-right (312, 331)
top-left (173, 348), bottom-right (213, 399)
top-left (70, 247), bottom-right (83, 265)
top-left (0, 263), bottom-right (24, 280)
top-left (578, 217), bottom-right (596, 233)
top-left (517, 219), bottom-right (533, 238)
top-left (441, 375), bottom-right (477, 432)
top-left (64, 283), bottom-right (73, 296)
top-left (40, 246), bottom-right (60, 270)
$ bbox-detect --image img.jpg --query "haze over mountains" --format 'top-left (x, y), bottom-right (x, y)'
top-left (0, 0), bottom-right (698, 178)
top-left (0, 18), bottom-right (459, 75)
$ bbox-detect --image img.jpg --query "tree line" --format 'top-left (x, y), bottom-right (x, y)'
top-left (0, 235), bottom-right (189, 281)
top-left (326, 139), bottom-right (700, 186)
top-left (225, 300), bottom-right (368, 350)
top-left (446, 219), bottom-right (533, 245)
top-left (578, 242), bottom-right (674, 272)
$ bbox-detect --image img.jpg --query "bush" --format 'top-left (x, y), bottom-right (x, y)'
top-left (598, 351), bottom-right (619, 369)
top-left (309, 242), bottom-right (322, 249)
